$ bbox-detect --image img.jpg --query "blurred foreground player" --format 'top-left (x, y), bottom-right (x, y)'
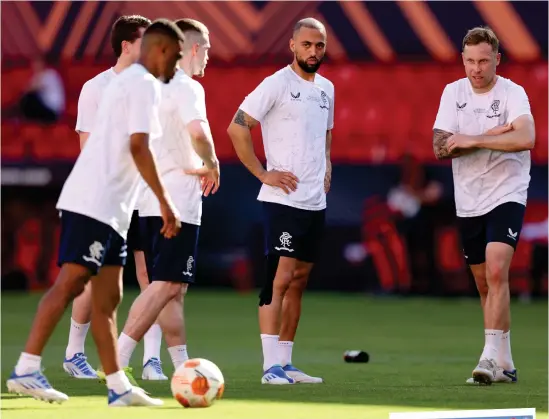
top-left (228, 18), bottom-right (334, 385)
top-left (7, 20), bottom-right (184, 406)
top-left (64, 14), bottom-right (170, 382)
top-left (433, 27), bottom-right (535, 385)
top-left (117, 18), bottom-right (220, 373)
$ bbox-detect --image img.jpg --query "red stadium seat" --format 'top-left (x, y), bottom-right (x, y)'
top-left (2, 62), bottom-right (547, 163)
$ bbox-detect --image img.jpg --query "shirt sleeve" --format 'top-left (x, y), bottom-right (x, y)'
top-left (127, 78), bottom-right (160, 136)
top-left (433, 84), bottom-right (458, 134)
top-left (239, 76), bottom-right (280, 122)
top-left (75, 81), bottom-right (98, 133)
top-left (506, 84), bottom-right (532, 123)
top-left (176, 82), bottom-right (207, 125)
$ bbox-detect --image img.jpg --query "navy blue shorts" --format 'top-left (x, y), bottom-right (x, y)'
top-left (139, 217), bottom-right (200, 283)
top-left (457, 202), bottom-right (526, 265)
top-left (57, 211), bottom-right (127, 275)
top-left (126, 210), bottom-right (143, 252)
top-left (262, 202), bottom-right (326, 263)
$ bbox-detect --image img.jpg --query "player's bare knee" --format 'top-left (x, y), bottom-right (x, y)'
top-left (273, 271), bottom-right (293, 296)
top-left (290, 269), bottom-right (309, 293)
top-left (486, 259), bottom-right (508, 288)
top-left (473, 273), bottom-right (488, 294)
top-left (67, 276), bottom-right (88, 299)
top-left (56, 271), bottom-right (89, 300)
top-left (476, 282), bottom-right (489, 298)
top-left (100, 285), bottom-right (122, 311)
top-left (154, 280), bottom-right (184, 300)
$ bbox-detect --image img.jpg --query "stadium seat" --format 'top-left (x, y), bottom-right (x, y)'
top-left (2, 62), bottom-right (547, 163)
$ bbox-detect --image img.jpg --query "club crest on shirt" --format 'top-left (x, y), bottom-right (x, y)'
top-left (306, 90), bottom-right (330, 110)
top-left (487, 99), bottom-right (501, 118)
top-left (319, 91), bottom-right (329, 110)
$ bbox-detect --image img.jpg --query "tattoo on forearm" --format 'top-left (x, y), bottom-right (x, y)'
top-left (433, 128), bottom-right (462, 159)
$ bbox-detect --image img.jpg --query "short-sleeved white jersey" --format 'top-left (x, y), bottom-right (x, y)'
top-left (433, 76), bottom-right (532, 217)
top-left (57, 64), bottom-right (162, 238)
top-left (138, 69), bottom-right (206, 225)
top-left (239, 65), bottom-right (335, 211)
top-left (75, 68), bottom-right (116, 133)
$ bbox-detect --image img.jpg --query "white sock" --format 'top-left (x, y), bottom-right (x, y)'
top-left (106, 370), bottom-right (132, 394)
top-left (66, 318), bottom-right (90, 359)
top-left (261, 334), bottom-right (280, 371)
top-left (143, 324), bottom-right (162, 365)
top-left (480, 329), bottom-right (503, 362)
top-left (168, 345), bottom-right (188, 369)
top-left (497, 330), bottom-right (515, 370)
top-left (118, 333), bottom-right (138, 368)
top-left (279, 341), bottom-right (294, 367)
top-left (15, 352), bottom-right (42, 375)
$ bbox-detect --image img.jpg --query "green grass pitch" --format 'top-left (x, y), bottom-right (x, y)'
top-left (1, 290), bottom-right (547, 418)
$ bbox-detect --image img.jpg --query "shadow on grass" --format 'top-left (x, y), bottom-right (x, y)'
top-left (1, 375), bottom-right (547, 413)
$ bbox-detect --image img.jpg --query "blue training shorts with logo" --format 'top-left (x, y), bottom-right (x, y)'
top-left (457, 201), bottom-right (525, 265)
top-left (263, 202), bottom-right (326, 263)
top-left (139, 216), bottom-right (200, 283)
top-left (57, 210), bottom-right (128, 275)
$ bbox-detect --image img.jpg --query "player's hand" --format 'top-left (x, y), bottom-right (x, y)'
top-left (185, 164), bottom-right (220, 197)
top-left (447, 133), bottom-right (478, 153)
top-left (260, 170), bottom-right (299, 194)
top-left (484, 123), bottom-right (513, 136)
top-left (159, 201), bottom-right (181, 239)
top-left (324, 161), bottom-right (332, 193)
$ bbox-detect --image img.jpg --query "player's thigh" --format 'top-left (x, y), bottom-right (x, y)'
top-left (289, 209), bottom-right (324, 288)
top-left (485, 202), bottom-right (525, 283)
top-left (298, 208), bottom-right (326, 265)
top-left (486, 202), bottom-right (525, 251)
top-left (262, 202), bottom-right (309, 261)
top-left (457, 213), bottom-right (487, 265)
top-left (146, 217), bottom-right (200, 284)
top-left (58, 210), bottom-right (117, 277)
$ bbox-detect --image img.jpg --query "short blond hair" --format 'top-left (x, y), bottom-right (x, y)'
top-left (462, 26), bottom-right (499, 53)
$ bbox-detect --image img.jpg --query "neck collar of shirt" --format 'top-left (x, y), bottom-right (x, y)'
top-left (469, 75), bottom-right (500, 97)
top-left (287, 65), bottom-right (317, 85)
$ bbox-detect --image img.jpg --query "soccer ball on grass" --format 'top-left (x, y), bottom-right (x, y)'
top-left (171, 358), bottom-right (225, 408)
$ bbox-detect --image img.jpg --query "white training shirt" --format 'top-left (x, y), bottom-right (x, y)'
top-left (138, 69), bottom-right (206, 225)
top-left (239, 65), bottom-right (335, 211)
top-left (75, 67), bottom-right (116, 134)
top-left (57, 64), bottom-right (162, 239)
top-left (433, 76), bottom-right (532, 217)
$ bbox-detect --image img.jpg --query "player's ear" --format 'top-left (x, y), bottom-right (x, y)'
top-left (192, 43), bottom-right (199, 57)
top-left (461, 52), bottom-right (466, 66)
top-left (495, 52), bottom-right (501, 66)
top-left (289, 38), bottom-right (295, 53)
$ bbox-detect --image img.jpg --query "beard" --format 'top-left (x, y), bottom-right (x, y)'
top-left (296, 55), bottom-right (323, 73)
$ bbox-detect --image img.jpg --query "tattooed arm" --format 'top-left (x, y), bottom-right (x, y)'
top-left (325, 130), bottom-right (332, 193)
top-left (227, 109), bottom-right (266, 180)
top-left (433, 129), bottom-right (476, 160)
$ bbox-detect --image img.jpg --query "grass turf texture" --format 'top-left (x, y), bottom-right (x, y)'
top-left (1, 291), bottom-right (547, 419)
